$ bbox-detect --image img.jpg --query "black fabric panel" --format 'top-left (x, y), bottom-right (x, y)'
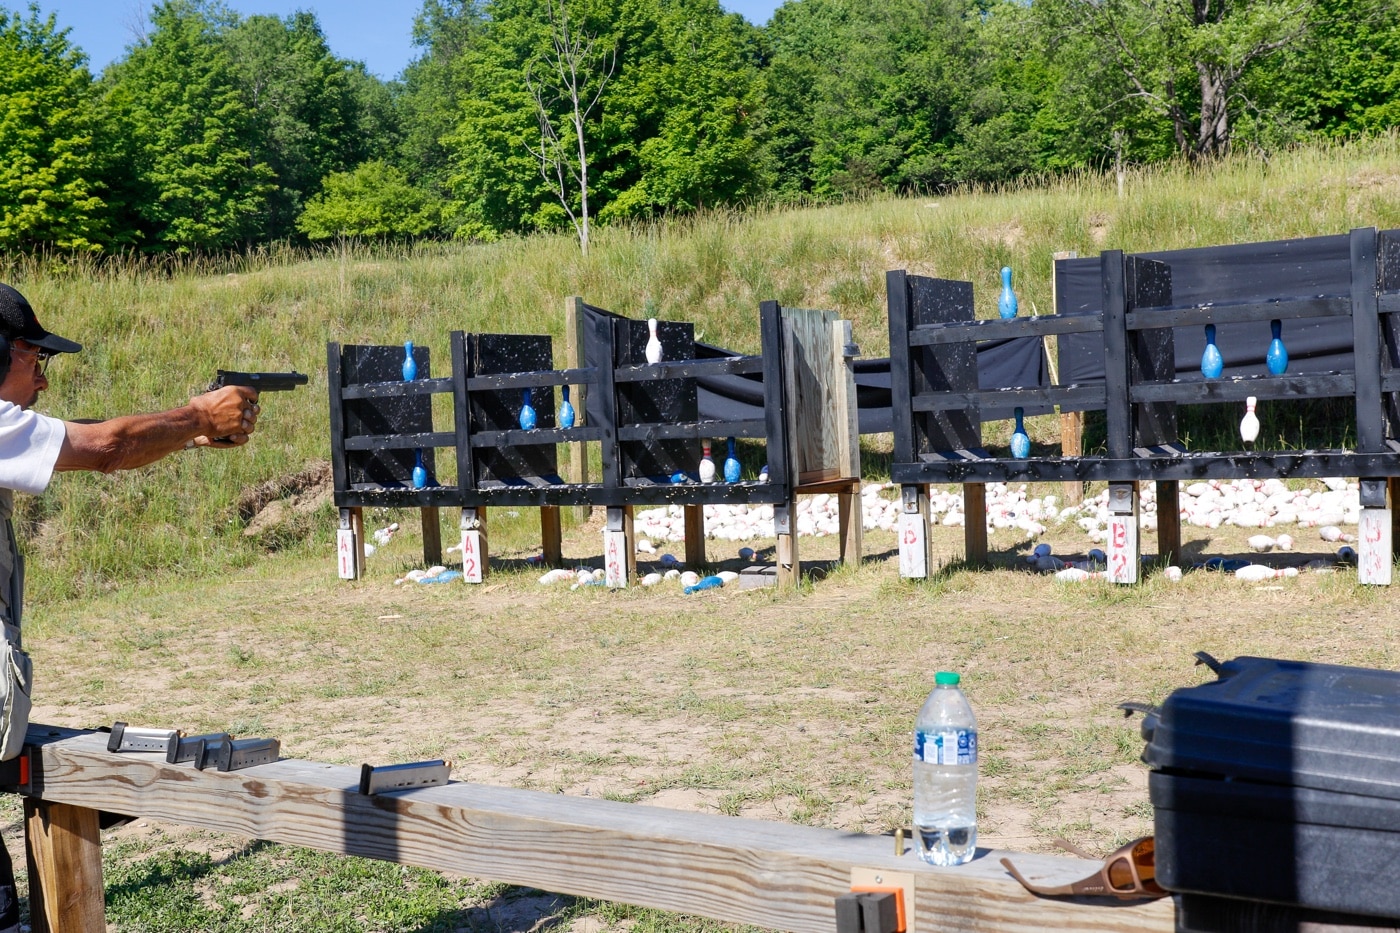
top-left (1058, 233), bottom-right (1359, 402)
top-left (582, 302), bottom-right (1049, 437)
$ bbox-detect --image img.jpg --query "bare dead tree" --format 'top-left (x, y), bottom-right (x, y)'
top-left (523, 0), bottom-right (615, 254)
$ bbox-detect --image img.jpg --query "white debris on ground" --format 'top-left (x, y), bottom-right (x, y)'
top-left (371, 476), bottom-right (1368, 585)
top-left (631, 477), bottom-right (1363, 545)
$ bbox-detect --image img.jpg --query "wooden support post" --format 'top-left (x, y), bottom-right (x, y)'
top-left (565, 296), bottom-right (591, 525)
top-left (1059, 412), bottom-right (1084, 506)
top-left (336, 507), bottom-right (365, 580)
top-left (837, 482), bottom-right (863, 567)
top-left (1106, 482), bottom-right (1140, 584)
top-left (460, 507), bottom-right (488, 583)
top-left (624, 506), bottom-right (637, 581)
top-left (776, 503), bottom-right (799, 586)
top-left (684, 505), bottom-right (706, 567)
top-left (1051, 250), bottom-right (1084, 508)
top-left (1155, 480), bottom-right (1181, 569)
top-left (1391, 477), bottom-right (1400, 564)
top-left (540, 506), bottom-right (563, 567)
top-left (962, 483), bottom-right (987, 567)
top-left (420, 507), bottom-right (442, 567)
top-left (898, 484), bottom-right (932, 579)
top-left (24, 799), bottom-right (105, 933)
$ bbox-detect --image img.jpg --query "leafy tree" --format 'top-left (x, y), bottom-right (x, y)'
top-left (762, 0), bottom-right (981, 197)
top-left (396, 0), bottom-right (487, 215)
top-left (1035, 0), bottom-right (1316, 160)
top-left (296, 159), bottom-right (440, 239)
top-left (444, 0), bottom-right (767, 239)
top-left (224, 11), bottom-right (387, 241)
top-left (101, 0), bottom-right (274, 251)
top-left (0, 6), bottom-right (108, 251)
top-left (1256, 0), bottom-right (1400, 137)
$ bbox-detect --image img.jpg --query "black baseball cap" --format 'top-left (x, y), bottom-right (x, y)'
top-left (0, 283), bottom-right (81, 354)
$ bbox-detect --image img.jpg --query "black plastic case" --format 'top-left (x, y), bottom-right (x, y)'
top-left (1143, 656), bottom-right (1400, 919)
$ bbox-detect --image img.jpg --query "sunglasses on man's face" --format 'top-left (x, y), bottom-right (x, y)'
top-left (11, 345), bottom-right (53, 376)
top-left (1001, 836), bottom-right (1168, 900)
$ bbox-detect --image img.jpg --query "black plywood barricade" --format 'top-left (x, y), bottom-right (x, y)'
top-left (328, 341), bottom-right (457, 508)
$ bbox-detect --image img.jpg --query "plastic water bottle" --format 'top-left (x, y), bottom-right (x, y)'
top-left (913, 671), bottom-right (978, 866)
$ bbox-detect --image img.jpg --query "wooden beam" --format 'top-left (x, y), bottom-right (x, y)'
top-left (684, 505), bottom-right (706, 567)
top-left (420, 506), bottom-right (442, 567)
top-left (963, 483), bottom-right (988, 567)
top-left (20, 726), bottom-right (1171, 933)
top-left (24, 798), bottom-right (105, 933)
top-left (565, 296), bottom-right (591, 524)
top-left (541, 505), bottom-right (563, 567)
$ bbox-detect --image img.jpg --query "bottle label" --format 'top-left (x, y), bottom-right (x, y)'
top-left (914, 729), bottom-right (977, 766)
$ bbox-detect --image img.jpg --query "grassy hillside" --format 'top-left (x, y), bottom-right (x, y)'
top-left (5, 135), bottom-right (1400, 604)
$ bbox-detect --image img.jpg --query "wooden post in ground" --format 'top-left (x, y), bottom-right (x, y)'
top-left (837, 482), bottom-right (863, 566)
top-left (1051, 250), bottom-right (1085, 507)
top-left (1155, 480), bottom-right (1182, 568)
top-left (24, 799), bottom-right (104, 933)
top-left (540, 506), bottom-right (563, 566)
top-left (776, 504), bottom-right (798, 586)
top-left (565, 297), bottom-right (591, 525)
top-left (420, 507), bottom-right (442, 567)
top-left (962, 483), bottom-right (988, 566)
top-left (684, 505), bottom-right (706, 567)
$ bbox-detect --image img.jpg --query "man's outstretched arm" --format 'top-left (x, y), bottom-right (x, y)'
top-left (55, 385), bottom-right (259, 474)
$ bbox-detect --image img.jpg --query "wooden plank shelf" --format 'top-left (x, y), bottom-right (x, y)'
top-left (616, 419), bottom-right (768, 442)
top-left (342, 432), bottom-right (458, 451)
top-left (892, 448), bottom-right (1400, 485)
top-left (1125, 295), bottom-right (1349, 329)
top-left (339, 377), bottom-right (454, 400)
top-left (469, 426), bottom-right (607, 447)
top-left (12, 725), bottom-right (1173, 933)
top-left (908, 312), bottom-right (1103, 346)
top-left (1129, 372), bottom-right (1357, 404)
top-left (612, 356), bottom-right (765, 382)
top-left (913, 384), bottom-right (1107, 412)
top-left (466, 366), bottom-right (596, 391)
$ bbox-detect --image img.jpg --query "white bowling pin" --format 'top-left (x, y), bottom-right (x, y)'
top-left (699, 441), bottom-right (716, 483)
top-left (645, 318), bottom-right (663, 364)
top-left (1240, 396), bottom-right (1260, 445)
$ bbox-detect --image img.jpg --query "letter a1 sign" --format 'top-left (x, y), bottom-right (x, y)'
top-left (604, 529), bottom-right (627, 588)
top-left (899, 511), bottom-right (927, 578)
top-left (337, 528), bottom-right (357, 579)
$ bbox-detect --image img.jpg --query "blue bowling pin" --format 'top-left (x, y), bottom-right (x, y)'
top-left (1201, 324), bottom-right (1223, 379)
top-left (402, 341), bottom-right (417, 382)
top-left (1010, 407), bottom-right (1030, 459)
top-left (684, 575), bottom-right (725, 594)
top-left (1266, 319), bottom-right (1288, 375)
top-left (723, 437), bottom-right (741, 483)
top-left (519, 388), bottom-right (537, 430)
top-left (412, 449), bottom-right (428, 489)
top-left (998, 267), bottom-right (1018, 320)
top-left (559, 385), bottom-right (575, 428)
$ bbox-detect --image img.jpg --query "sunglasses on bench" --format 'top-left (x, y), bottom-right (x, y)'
top-left (1001, 836), bottom-right (1168, 900)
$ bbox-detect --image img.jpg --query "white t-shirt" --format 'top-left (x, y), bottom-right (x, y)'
top-left (0, 401), bottom-right (66, 499)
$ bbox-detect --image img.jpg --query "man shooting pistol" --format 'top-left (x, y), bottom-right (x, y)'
top-left (0, 283), bottom-right (305, 932)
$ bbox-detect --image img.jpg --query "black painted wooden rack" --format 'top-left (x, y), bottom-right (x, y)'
top-left (888, 226), bottom-right (1400, 582)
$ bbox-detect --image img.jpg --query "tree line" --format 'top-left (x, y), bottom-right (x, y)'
top-left (1, 0), bottom-right (1396, 254)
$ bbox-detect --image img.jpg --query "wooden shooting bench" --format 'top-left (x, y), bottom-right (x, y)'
top-left (890, 227), bottom-right (1400, 583)
top-left (6, 724), bottom-right (1173, 933)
